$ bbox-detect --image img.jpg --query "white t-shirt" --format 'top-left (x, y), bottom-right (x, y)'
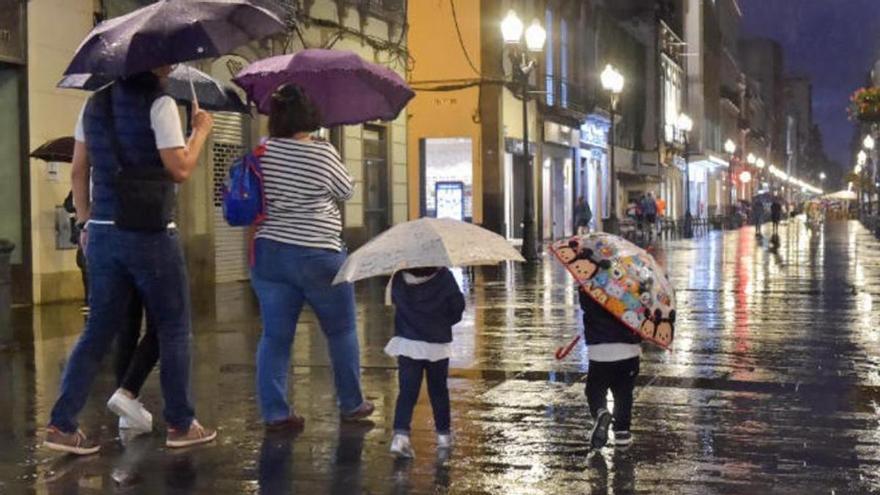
top-left (73, 95), bottom-right (186, 149)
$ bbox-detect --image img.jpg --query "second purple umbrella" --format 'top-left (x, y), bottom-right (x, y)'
top-left (232, 49), bottom-right (415, 127)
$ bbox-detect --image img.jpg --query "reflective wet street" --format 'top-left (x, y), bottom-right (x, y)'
top-left (3, 219), bottom-right (880, 494)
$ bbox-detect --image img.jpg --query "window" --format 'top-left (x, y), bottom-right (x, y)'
top-left (422, 138), bottom-right (473, 221)
top-left (662, 55), bottom-right (684, 144)
top-left (560, 18), bottom-right (569, 108)
top-left (545, 8), bottom-right (554, 106)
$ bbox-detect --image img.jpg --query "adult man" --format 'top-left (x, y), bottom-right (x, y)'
top-left (44, 67), bottom-right (216, 455)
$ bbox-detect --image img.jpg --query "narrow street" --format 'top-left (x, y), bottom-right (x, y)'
top-left (3, 219), bottom-right (880, 494)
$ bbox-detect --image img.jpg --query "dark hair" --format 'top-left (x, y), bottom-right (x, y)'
top-left (403, 267), bottom-right (441, 277)
top-left (118, 71), bottom-right (162, 93)
top-left (268, 84), bottom-right (321, 137)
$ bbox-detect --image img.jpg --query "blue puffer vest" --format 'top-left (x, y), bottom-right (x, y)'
top-left (83, 80), bottom-right (166, 221)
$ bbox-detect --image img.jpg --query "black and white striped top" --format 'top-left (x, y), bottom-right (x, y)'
top-left (255, 138), bottom-right (353, 251)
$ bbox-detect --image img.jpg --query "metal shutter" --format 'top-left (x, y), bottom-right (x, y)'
top-left (212, 112), bottom-right (250, 283)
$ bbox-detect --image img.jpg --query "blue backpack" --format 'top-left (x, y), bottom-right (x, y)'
top-left (223, 145), bottom-right (266, 227)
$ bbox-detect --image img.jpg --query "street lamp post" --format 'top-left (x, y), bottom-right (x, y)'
top-left (724, 138), bottom-right (737, 227)
top-left (864, 134), bottom-right (875, 216)
top-left (857, 150), bottom-right (867, 217)
top-left (678, 113), bottom-right (694, 238)
top-left (501, 10), bottom-right (545, 263)
top-left (600, 64), bottom-right (624, 235)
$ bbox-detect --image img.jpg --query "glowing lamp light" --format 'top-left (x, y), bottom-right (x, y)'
top-left (501, 10), bottom-right (524, 44)
top-left (747, 153), bottom-right (756, 165)
top-left (600, 64), bottom-right (624, 94)
top-left (676, 113), bottom-right (694, 132)
top-left (756, 158), bottom-right (765, 169)
top-left (857, 150), bottom-right (868, 165)
top-left (524, 20), bottom-right (546, 52)
top-left (724, 139), bottom-right (736, 154)
top-left (864, 134), bottom-right (876, 150)
top-left (855, 164), bottom-right (863, 175)
top-left (739, 171), bottom-right (752, 184)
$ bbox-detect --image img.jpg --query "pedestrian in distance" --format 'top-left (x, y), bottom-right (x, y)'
top-left (771, 198), bottom-right (783, 235)
top-left (580, 289), bottom-right (642, 449)
top-left (44, 66), bottom-right (216, 455)
top-left (575, 196), bottom-right (593, 235)
top-left (753, 196), bottom-right (765, 238)
top-left (250, 84), bottom-right (373, 431)
top-left (385, 266), bottom-right (466, 459)
top-left (641, 193), bottom-right (658, 241)
top-left (655, 195), bottom-right (666, 237)
top-left (63, 191), bottom-right (89, 314)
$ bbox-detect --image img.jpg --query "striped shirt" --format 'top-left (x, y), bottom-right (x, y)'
top-left (255, 137), bottom-right (353, 251)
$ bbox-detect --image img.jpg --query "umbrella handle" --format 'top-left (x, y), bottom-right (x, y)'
top-left (188, 66), bottom-right (199, 109)
top-left (555, 334), bottom-right (582, 360)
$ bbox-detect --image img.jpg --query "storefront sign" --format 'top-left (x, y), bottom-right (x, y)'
top-left (0, 0), bottom-right (25, 64)
top-left (544, 121), bottom-right (578, 147)
top-left (504, 138), bottom-right (536, 156)
top-left (580, 115), bottom-right (609, 149)
top-left (435, 181), bottom-right (465, 221)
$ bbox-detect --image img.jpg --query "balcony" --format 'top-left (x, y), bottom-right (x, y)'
top-left (541, 76), bottom-right (592, 122)
top-left (340, 0), bottom-right (406, 26)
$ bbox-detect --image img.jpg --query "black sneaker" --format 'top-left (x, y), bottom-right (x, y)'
top-left (589, 409), bottom-right (612, 449)
top-left (613, 430), bottom-right (633, 447)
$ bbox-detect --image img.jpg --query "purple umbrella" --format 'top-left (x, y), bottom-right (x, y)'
top-left (232, 49), bottom-right (414, 127)
top-left (65, 0), bottom-right (285, 77)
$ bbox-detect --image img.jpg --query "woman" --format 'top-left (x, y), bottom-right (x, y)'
top-left (44, 67), bottom-right (216, 455)
top-left (251, 84), bottom-right (373, 430)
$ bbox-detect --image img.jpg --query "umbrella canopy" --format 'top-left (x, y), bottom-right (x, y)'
top-left (31, 137), bottom-right (75, 163)
top-left (58, 66), bottom-right (249, 114)
top-left (333, 218), bottom-right (524, 285)
top-left (233, 49), bottom-right (414, 127)
top-left (824, 190), bottom-right (857, 201)
top-left (550, 233), bottom-right (677, 350)
top-left (65, 0), bottom-right (285, 78)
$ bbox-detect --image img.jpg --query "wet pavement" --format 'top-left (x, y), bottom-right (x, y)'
top-left (2, 218), bottom-right (880, 494)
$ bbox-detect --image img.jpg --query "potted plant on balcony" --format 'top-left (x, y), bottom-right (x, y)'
top-left (849, 87), bottom-right (880, 122)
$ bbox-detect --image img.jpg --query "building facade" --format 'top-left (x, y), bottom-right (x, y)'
top-left (16, 0), bottom-right (409, 305)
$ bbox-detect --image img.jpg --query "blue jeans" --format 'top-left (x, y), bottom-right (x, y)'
top-left (50, 224), bottom-right (195, 432)
top-left (393, 356), bottom-right (450, 434)
top-left (251, 239), bottom-right (364, 422)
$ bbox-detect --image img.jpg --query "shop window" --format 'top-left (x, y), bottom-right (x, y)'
top-left (421, 138), bottom-right (473, 222)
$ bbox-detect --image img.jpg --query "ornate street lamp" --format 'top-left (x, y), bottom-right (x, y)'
top-left (724, 138), bottom-right (737, 226)
top-left (677, 112), bottom-right (694, 238)
top-left (601, 64), bottom-right (624, 234)
top-left (501, 10), bottom-right (545, 263)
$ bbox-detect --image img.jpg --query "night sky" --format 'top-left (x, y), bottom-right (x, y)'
top-left (740, 0), bottom-right (880, 171)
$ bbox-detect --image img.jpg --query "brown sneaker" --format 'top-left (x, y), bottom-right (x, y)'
top-left (166, 420), bottom-right (217, 449)
top-left (340, 401), bottom-right (375, 422)
top-left (265, 414), bottom-right (305, 432)
top-left (43, 426), bottom-right (101, 455)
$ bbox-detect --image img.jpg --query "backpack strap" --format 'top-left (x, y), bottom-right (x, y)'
top-left (248, 143), bottom-right (268, 268)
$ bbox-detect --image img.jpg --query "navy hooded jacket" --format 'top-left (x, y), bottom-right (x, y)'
top-left (391, 268), bottom-right (465, 344)
top-left (579, 289), bottom-right (642, 346)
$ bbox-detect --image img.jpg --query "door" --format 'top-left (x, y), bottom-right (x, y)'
top-left (0, 65), bottom-right (26, 303)
top-left (504, 152), bottom-right (525, 240)
top-left (212, 111), bottom-right (250, 283)
top-left (363, 126), bottom-right (389, 239)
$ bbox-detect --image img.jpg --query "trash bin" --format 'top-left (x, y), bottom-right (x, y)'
top-left (0, 239), bottom-right (14, 345)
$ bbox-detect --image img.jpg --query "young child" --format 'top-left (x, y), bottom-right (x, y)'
top-left (385, 266), bottom-right (466, 458)
top-left (580, 289), bottom-right (642, 449)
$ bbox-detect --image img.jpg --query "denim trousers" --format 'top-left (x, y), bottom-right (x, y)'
top-left (50, 224), bottom-right (195, 432)
top-left (585, 357), bottom-right (640, 432)
top-left (393, 356), bottom-right (451, 434)
top-left (250, 238), bottom-right (364, 422)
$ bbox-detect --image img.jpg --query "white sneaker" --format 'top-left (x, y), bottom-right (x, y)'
top-left (107, 390), bottom-right (153, 433)
top-left (437, 433), bottom-right (453, 450)
top-left (390, 433), bottom-right (415, 459)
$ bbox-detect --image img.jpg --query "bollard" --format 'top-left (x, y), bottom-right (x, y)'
top-left (0, 239), bottom-right (14, 346)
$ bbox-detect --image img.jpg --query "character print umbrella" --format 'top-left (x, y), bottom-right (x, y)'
top-left (550, 233), bottom-right (677, 350)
